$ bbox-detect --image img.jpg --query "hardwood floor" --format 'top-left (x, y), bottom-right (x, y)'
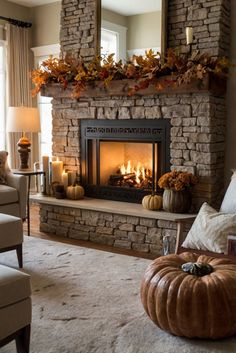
top-left (25, 202), bottom-right (156, 260)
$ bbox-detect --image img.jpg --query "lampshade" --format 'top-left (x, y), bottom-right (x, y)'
top-left (7, 106), bottom-right (41, 133)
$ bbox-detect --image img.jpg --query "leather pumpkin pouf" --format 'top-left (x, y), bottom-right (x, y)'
top-left (140, 252), bottom-right (236, 339)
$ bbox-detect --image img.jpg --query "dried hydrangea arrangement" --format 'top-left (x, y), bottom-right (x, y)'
top-left (158, 170), bottom-right (198, 192)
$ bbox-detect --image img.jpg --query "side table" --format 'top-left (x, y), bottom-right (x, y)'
top-left (12, 169), bottom-right (45, 236)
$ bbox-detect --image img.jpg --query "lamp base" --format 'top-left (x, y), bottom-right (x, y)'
top-left (17, 137), bottom-right (31, 169)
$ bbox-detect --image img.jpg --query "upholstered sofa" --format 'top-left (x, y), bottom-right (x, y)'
top-left (0, 173), bottom-right (27, 219)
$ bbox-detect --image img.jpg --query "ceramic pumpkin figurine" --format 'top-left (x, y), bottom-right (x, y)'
top-left (140, 252), bottom-right (236, 339)
top-left (66, 185), bottom-right (84, 200)
top-left (142, 194), bottom-right (163, 211)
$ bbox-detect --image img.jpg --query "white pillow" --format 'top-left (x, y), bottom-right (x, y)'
top-left (220, 170), bottom-right (236, 213)
top-left (182, 202), bottom-right (236, 253)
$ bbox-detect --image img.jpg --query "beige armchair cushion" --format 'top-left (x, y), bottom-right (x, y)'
top-left (4, 173), bottom-right (27, 219)
top-left (0, 213), bottom-right (23, 249)
top-left (0, 264), bottom-right (31, 308)
top-left (182, 202), bottom-right (236, 253)
top-left (0, 185), bottom-right (18, 204)
top-left (0, 297), bottom-right (31, 340)
top-left (0, 264), bottom-right (31, 340)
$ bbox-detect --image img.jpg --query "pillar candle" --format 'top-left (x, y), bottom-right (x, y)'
top-left (51, 159), bottom-right (63, 183)
top-left (42, 156), bottom-right (50, 195)
top-left (68, 171), bottom-right (77, 186)
top-left (186, 27), bottom-right (193, 45)
top-left (62, 170), bottom-right (68, 190)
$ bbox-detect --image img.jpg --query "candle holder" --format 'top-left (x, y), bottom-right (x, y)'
top-left (54, 183), bottom-right (66, 199)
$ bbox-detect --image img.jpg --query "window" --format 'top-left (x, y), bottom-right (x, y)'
top-left (38, 94), bottom-right (52, 157)
top-left (101, 20), bottom-right (127, 61)
top-left (36, 56), bottom-right (53, 158)
top-left (32, 45), bottom-right (60, 159)
top-left (0, 41), bottom-right (6, 150)
top-left (101, 28), bottom-right (118, 61)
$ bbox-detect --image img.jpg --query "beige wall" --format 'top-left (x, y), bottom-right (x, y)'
top-left (225, 1), bottom-right (236, 184)
top-left (30, 2), bottom-right (61, 47)
top-left (102, 8), bottom-right (127, 27)
top-left (0, 0), bottom-right (31, 40)
top-left (127, 11), bottom-right (161, 51)
top-left (0, 0), bottom-right (60, 47)
top-left (0, 0), bottom-right (31, 21)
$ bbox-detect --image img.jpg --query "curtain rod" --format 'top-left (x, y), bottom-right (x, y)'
top-left (0, 15), bottom-right (32, 28)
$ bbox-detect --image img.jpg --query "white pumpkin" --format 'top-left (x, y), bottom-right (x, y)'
top-left (66, 185), bottom-right (84, 200)
top-left (142, 194), bottom-right (163, 211)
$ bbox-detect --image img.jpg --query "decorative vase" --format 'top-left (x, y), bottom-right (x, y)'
top-left (163, 188), bottom-right (191, 213)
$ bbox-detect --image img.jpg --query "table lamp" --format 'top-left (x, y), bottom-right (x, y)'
top-left (7, 106), bottom-right (41, 169)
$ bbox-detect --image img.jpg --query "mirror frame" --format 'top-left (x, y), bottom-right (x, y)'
top-left (95, 0), bottom-right (168, 58)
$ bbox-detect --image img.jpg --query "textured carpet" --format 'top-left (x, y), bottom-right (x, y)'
top-left (0, 237), bottom-right (236, 353)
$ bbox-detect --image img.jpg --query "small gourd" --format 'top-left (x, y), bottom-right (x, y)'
top-left (142, 194), bottom-right (163, 211)
top-left (66, 185), bottom-right (84, 200)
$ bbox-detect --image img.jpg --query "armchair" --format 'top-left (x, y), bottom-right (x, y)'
top-left (0, 264), bottom-right (31, 353)
top-left (0, 173), bottom-right (27, 219)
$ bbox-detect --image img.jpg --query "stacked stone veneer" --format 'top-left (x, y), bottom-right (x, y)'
top-left (168, 0), bottom-right (230, 57)
top-left (60, 0), bottom-right (97, 62)
top-left (38, 0), bottom-right (230, 255)
top-left (40, 204), bottom-right (191, 255)
top-left (50, 90), bottom-right (226, 210)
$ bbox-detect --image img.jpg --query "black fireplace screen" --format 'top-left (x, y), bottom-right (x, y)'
top-left (80, 119), bottom-right (170, 203)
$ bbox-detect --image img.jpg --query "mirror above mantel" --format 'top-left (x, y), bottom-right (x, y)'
top-left (96, 0), bottom-right (167, 61)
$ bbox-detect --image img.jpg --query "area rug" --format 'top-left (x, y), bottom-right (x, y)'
top-left (0, 237), bottom-right (236, 353)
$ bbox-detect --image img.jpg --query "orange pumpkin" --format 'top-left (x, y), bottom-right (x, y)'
top-left (140, 252), bottom-right (236, 339)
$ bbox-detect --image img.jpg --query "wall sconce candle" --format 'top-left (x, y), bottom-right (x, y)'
top-left (186, 27), bottom-right (193, 45)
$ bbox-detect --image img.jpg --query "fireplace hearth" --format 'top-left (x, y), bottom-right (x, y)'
top-left (81, 119), bottom-right (170, 203)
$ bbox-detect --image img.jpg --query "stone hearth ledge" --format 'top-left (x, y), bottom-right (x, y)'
top-left (30, 194), bottom-right (196, 255)
top-left (31, 195), bottom-right (195, 221)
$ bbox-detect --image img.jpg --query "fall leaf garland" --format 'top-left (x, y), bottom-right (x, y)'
top-left (31, 49), bottom-right (229, 98)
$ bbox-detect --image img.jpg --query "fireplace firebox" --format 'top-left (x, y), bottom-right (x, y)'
top-left (81, 119), bottom-right (170, 203)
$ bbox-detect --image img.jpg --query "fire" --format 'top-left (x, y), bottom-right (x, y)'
top-left (120, 160), bottom-right (148, 184)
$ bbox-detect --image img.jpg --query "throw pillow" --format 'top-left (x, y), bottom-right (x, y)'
top-left (182, 202), bottom-right (236, 253)
top-left (0, 151), bottom-right (10, 185)
top-left (220, 170), bottom-right (236, 213)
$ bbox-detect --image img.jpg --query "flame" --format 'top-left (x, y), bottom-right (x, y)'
top-left (120, 160), bottom-right (149, 185)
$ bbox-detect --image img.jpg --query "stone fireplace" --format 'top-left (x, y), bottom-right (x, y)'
top-left (35, 0), bottom-right (230, 256)
top-left (45, 88), bottom-right (226, 211)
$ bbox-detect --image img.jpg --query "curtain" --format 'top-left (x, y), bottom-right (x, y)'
top-left (6, 23), bottom-right (39, 169)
